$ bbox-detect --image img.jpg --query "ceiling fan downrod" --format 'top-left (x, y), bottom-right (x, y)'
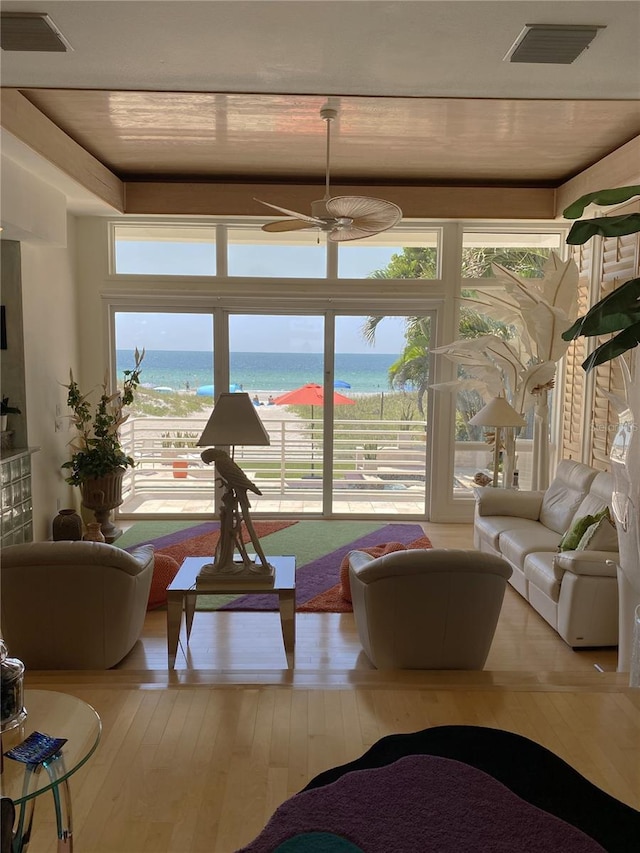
top-left (320, 106), bottom-right (338, 202)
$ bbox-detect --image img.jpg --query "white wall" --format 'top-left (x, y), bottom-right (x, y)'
top-left (1, 155), bottom-right (83, 538)
top-left (20, 216), bottom-right (81, 538)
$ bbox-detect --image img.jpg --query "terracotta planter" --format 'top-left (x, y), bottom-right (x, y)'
top-left (83, 521), bottom-right (106, 542)
top-left (173, 459), bottom-right (189, 479)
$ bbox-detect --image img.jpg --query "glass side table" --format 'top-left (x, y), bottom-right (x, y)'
top-left (0, 689), bottom-right (101, 852)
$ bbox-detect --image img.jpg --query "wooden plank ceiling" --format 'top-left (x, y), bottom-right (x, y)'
top-left (17, 90), bottom-right (640, 186)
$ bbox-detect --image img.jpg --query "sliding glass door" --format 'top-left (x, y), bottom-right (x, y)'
top-left (228, 313), bottom-right (325, 514)
top-left (114, 308), bottom-right (431, 518)
top-left (114, 310), bottom-right (216, 514)
top-left (332, 314), bottom-right (430, 515)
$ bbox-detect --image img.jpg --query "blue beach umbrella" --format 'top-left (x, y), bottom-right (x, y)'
top-left (334, 379), bottom-right (351, 389)
top-left (196, 384), bottom-right (215, 396)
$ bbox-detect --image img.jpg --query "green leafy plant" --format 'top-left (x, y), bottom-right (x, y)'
top-left (61, 348), bottom-right (145, 485)
top-left (562, 185), bottom-right (640, 371)
top-left (0, 397), bottom-right (21, 415)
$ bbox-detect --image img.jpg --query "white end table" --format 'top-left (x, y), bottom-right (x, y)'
top-left (166, 555), bottom-right (296, 668)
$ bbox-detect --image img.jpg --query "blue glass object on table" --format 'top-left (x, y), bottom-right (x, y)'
top-left (4, 731), bottom-right (68, 766)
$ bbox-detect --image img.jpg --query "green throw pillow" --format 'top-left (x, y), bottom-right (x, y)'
top-left (559, 506), bottom-right (610, 552)
top-left (576, 515), bottom-right (619, 552)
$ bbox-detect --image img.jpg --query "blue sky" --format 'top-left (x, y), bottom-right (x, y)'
top-left (116, 312), bottom-right (408, 355)
top-left (115, 240), bottom-right (396, 279)
top-left (115, 240), bottom-right (408, 353)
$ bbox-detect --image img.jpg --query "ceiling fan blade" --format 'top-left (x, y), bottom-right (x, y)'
top-left (262, 219), bottom-right (316, 233)
top-left (327, 224), bottom-right (385, 243)
top-left (326, 196), bottom-right (403, 231)
top-left (254, 197), bottom-right (324, 226)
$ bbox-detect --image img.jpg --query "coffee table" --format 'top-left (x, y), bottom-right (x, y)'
top-left (166, 555), bottom-right (296, 668)
top-left (1, 689), bottom-right (101, 852)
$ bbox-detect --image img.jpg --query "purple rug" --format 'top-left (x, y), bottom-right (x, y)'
top-left (220, 523), bottom-right (425, 611)
top-left (239, 755), bottom-right (606, 852)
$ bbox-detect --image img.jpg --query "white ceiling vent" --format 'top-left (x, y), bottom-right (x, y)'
top-left (1, 12), bottom-right (72, 52)
top-left (504, 24), bottom-right (605, 64)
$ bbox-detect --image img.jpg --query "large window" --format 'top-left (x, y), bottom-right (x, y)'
top-left (461, 231), bottom-right (563, 277)
top-left (113, 225), bottom-right (216, 275)
top-left (338, 228), bottom-right (440, 279)
top-left (451, 229), bottom-right (566, 492)
top-left (227, 226), bottom-right (326, 277)
top-left (107, 218), bottom-right (567, 521)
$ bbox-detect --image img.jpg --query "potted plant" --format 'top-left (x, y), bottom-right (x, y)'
top-left (62, 348), bottom-right (144, 540)
top-left (0, 396), bottom-right (21, 432)
top-left (161, 430), bottom-right (200, 478)
top-left (561, 184), bottom-right (640, 673)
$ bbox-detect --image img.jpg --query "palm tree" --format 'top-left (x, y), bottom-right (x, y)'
top-left (362, 246), bottom-right (552, 419)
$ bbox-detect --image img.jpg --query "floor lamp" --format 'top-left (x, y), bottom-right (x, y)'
top-left (196, 392), bottom-right (273, 580)
top-left (469, 396), bottom-right (527, 487)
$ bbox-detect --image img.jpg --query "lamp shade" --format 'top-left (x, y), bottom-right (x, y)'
top-left (469, 396), bottom-right (527, 428)
top-left (197, 392), bottom-right (270, 447)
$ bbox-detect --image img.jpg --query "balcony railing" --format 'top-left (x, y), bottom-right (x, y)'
top-left (117, 416), bottom-right (533, 515)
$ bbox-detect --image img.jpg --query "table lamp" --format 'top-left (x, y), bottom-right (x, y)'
top-left (196, 392), bottom-right (273, 580)
top-left (469, 395), bottom-right (526, 487)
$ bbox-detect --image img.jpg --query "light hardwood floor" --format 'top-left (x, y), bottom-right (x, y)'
top-left (23, 522), bottom-right (640, 852)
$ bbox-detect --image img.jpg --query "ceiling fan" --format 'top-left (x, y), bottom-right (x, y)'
top-left (254, 106), bottom-right (403, 243)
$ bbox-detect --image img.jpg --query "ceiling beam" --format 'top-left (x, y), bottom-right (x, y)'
top-left (124, 182), bottom-right (556, 220)
top-left (0, 88), bottom-right (124, 212)
top-left (555, 135), bottom-right (640, 216)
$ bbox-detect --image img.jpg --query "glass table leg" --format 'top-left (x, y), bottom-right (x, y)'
top-left (44, 756), bottom-right (73, 851)
top-left (51, 779), bottom-right (73, 851)
top-left (12, 764), bottom-right (41, 852)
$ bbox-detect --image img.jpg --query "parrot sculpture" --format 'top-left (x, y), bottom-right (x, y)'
top-left (201, 447), bottom-right (262, 495)
top-left (199, 447), bottom-right (271, 574)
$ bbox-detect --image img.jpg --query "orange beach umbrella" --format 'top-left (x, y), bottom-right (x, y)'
top-left (273, 383), bottom-right (355, 417)
top-left (273, 383), bottom-right (355, 472)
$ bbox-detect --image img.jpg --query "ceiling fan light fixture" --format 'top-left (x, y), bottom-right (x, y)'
top-left (504, 24), bottom-right (605, 64)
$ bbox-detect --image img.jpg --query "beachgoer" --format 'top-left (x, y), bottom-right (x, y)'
top-left (268, 395), bottom-right (274, 405)
top-left (252, 394), bottom-right (260, 405)
top-left (185, 380), bottom-right (190, 390)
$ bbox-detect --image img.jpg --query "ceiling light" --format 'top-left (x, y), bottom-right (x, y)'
top-left (1, 12), bottom-right (72, 52)
top-left (504, 24), bottom-right (605, 64)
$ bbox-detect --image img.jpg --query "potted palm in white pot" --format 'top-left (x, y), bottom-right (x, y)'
top-left (62, 349), bottom-right (144, 541)
top-left (561, 184), bottom-right (640, 672)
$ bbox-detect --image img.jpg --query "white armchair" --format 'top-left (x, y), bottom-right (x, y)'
top-left (1, 540), bottom-right (154, 668)
top-left (348, 548), bottom-right (512, 669)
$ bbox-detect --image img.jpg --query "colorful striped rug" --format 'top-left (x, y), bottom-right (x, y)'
top-left (119, 520), bottom-right (430, 612)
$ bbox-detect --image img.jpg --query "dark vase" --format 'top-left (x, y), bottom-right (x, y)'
top-left (52, 508), bottom-right (83, 541)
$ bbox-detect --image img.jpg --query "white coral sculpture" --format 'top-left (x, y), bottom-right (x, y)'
top-left (432, 251), bottom-right (579, 416)
top-left (432, 252), bottom-right (579, 488)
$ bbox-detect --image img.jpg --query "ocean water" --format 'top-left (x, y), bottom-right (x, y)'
top-left (117, 350), bottom-right (396, 395)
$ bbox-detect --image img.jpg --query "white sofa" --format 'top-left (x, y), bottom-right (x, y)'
top-left (473, 460), bottom-right (619, 648)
